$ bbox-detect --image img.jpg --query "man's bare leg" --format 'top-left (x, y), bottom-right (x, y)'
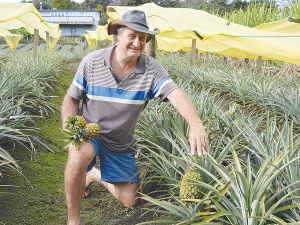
top-left (84, 167), bottom-right (140, 207)
top-left (65, 141), bottom-right (95, 225)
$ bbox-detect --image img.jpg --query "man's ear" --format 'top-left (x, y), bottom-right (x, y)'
top-left (117, 33), bottom-right (121, 42)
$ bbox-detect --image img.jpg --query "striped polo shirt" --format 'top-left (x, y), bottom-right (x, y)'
top-left (67, 46), bottom-right (178, 153)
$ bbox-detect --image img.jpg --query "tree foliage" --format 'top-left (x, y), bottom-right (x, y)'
top-left (25, 0), bottom-right (53, 10)
top-left (80, 0), bottom-right (111, 10)
top-left (96, 4), bottom-right (105, 13)
top-left (122, 0), bottom-right (180, 7)
top-left (53, 0), bottom-right (74, 10)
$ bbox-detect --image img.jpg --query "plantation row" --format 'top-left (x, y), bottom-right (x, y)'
top-left (160, 53), bottom-right (300, 128)
top-left (0, 50), bottom-right (63, 191)
top-left (135, 53), bottom-right (300, 224)
top-left (0, 43), bottom-right (92, 59)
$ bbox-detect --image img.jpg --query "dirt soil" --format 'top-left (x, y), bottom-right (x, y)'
top-left (0, 56), bottom-right (171, 225)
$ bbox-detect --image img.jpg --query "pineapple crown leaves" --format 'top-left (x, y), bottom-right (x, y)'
top-left (186, 154), bottom-right (203, 170)
top-left (61, 128), bottom-right (88, 150)
top-left (65, 115), bottom-right (86, 131)
top-left (224, 102), bottom-right (240, 116)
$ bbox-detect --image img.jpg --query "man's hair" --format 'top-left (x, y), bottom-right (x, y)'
top-left (117, 26), bottom-right (126, 36)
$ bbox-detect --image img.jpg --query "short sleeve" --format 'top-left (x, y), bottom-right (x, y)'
top-left (67, 56), bottom-right (89, 100)
top-left (148, 58), bottom-right (178, 101)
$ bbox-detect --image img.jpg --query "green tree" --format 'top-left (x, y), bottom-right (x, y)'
top-left (122, 0), bottom-right (180, 7)
top-left (99, 13), bottom-right (109, 25)
top-left (81, 0), bottom-right (111, 10)
top-left (25, 0), bottom-right (53, 10)
top-left (96, 3), bottom-right (105, 12)
top-left (53, 0), bottom-right (73, 9)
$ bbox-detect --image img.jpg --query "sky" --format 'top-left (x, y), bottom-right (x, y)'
top-left (0, 0), bottom-right (85, 3)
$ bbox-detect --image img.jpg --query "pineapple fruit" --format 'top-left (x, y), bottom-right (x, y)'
top-left (180, 166), bottom-right (202, 199)
top-left (65, 115), bottom-right (86, 131)
top-left (85, 123), bottom-right (101, 138)
top-left (62, 116), bottom-right (101, 150)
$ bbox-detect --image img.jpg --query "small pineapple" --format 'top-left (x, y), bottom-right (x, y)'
top-left (85, 123), bottom-right (101, 138)
top-left (76, 115), bottom-right (86, 128)
top-left (65, 115), bottom-right (86, 131)
top-left (62, 116), bottom-right (101, 150)
top-left (180, 166), bottom-right (202, 199)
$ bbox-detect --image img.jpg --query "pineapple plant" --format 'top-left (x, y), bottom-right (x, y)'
top-left (62, 116), bottom-right (101, 150)
top-left (180, 166), bottom-right (202, 199)
top-left (224, 102), bottom-right (240, 121)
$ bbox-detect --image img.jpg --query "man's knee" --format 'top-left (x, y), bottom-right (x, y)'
top-left (120, 195), bottom-right (140, 207)
top-left (117, 183), bottom-right (140, 207)
top-left (66, 141), bottom-right (95, 170)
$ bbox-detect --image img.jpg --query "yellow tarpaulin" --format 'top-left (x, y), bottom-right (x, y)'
top-left (0, 29), bottom-right (22, 50)
top-left (84, 33), bottom-right (96, 49)
top-left (255, 17), bottom-right (300, 34)
top-left (84, 26), bottom-right (112, 49)
top-left (107, 3), bottom-right (300, 65)
top-left (96, 25), bottom-right (112, 41)
top-left (24, 23), bottom-right (61, 50)
top-left (0, 1), bottom-right (61, 49)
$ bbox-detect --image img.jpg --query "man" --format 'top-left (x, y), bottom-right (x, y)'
top-left (61, 10), bottom-right (209, 225)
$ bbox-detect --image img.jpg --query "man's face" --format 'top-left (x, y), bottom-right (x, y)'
top-left (118, 27), bottom-right (147, 59)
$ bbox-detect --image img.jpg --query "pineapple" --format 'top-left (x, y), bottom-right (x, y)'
top-left (180, 166), bottom-right (202, 199)
top-left (76, 115), bottom-right (86, 128)
top-left (65, 115), bottom-right (86, 131)
top-left (85, 123), bottom-right (101, 138)
top-left (62, 116), bottom-right (101, 150)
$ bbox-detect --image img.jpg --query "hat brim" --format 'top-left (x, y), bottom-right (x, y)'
top-left (107, 19), bottom-right (160, 42)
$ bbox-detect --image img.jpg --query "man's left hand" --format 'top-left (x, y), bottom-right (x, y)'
top-left (167, 88), bottom-right (209, 157)
top-left (189, 122), bottom-right (209, 156)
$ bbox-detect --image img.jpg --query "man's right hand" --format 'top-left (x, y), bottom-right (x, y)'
top-left (61, 93), bottom-right (80, 131)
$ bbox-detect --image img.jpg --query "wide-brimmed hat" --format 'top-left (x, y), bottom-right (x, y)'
top-left (107, 10), bottom-right (160, 42)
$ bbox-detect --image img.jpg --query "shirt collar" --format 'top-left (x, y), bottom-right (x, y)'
top-left (103, 45), bottom-right (146, 75)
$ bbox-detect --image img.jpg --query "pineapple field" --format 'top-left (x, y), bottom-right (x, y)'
top-left (1, 34), bottom-right (300, 225)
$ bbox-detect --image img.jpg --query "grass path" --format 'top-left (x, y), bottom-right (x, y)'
top-left (0, 57), bottom-right (166, 225)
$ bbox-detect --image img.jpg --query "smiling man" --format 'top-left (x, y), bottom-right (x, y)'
top-left (61, 10), bottom-right (209, 225)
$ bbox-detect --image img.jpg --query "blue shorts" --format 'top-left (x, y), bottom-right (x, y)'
top-left (87, 138), bottom-right (139, 183)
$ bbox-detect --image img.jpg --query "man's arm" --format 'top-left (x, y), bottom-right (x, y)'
top-left (61, 93), bottom-right (80, 131)
top-left (167, 88), bottom-right (209, 156)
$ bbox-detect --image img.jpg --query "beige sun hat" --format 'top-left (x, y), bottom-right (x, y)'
top-left (107, 10), bottom-right (160, 42)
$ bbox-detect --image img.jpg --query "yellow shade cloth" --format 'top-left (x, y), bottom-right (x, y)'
top-left (84, 26), bottom-right (112, 49)
top-left (0, 29), bottom-right (22, 50)
top-left (84, 33), bottom-right (96, 49)
top-left (107, 3), bottom-right (300, 65)
top-left (255, 17), bottom-right (300, 34)
top-left (0, 1), bottom-right (61, 50)
top-left (24, 23), bottom-right (61, 50)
